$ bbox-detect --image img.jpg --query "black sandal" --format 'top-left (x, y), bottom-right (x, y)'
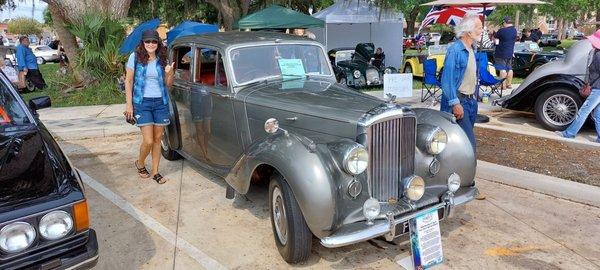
top-left (152, 173), bottom-right (167, 184)
top-left (135, 160), bottom-right (150, 178)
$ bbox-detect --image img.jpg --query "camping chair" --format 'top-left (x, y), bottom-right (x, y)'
top-left (476, 52), bottom-right (505, 99)
top-left (421, 59), bottom-right (441, 103)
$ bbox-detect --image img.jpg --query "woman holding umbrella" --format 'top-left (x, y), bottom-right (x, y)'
top-left (124, 30), bottom-right (175, 184)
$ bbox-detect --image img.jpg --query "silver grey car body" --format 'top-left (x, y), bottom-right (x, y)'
top-left (162, 32), bottom-right (478, 263)
top-left (496, 40), bottom-right (592, 130)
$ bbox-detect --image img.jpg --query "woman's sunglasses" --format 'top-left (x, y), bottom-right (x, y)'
top-left (144, 40), bottom-right (158, 44)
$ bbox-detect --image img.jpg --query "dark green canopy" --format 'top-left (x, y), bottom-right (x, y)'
top-left (235, 5), bottom-right (324, 30)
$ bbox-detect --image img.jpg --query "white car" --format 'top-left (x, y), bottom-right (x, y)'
top-left (31, 45), bottom-right (60, 64)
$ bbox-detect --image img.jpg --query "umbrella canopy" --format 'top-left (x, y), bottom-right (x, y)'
top-left (422, 0), bottom-right (547, 5)
top-left (170, 25), bottom-right (219, 41)
top-left (167, 21), bottom-right (218, 44)
top-left (119, 18), bottom-right (161, 55)
top-left (235, 5), bottom-right (324, 30)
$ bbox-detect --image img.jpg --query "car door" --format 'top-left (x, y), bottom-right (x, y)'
top-left (190, 46), bottom-right (241, 172)
top-left (170, 45), bottom-right (195, 154)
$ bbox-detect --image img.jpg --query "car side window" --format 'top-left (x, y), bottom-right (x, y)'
top-left (173, 46), bottom-right (192, 82)
top-left (195, 48), bottom-right (217, 86)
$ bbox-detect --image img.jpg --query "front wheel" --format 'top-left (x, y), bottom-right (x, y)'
top-left (161, 132), bottom-right (182, 160)
top-left (269, 174), bottom-right (312, 263)
top-left (36, 57), bottom-right (45, 65)
top-left (534, 88), bottom-right (582, 131)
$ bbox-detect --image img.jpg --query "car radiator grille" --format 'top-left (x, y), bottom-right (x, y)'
top-left (366, 69), bottom-right (379, 83)
top-left (366, 116), bottom-right (416, 202)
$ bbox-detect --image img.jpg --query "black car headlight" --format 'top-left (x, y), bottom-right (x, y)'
top-left (39, 210), bottom-right (73, 240)
top-left (353, 70), bottom-right (361, 79)
top-left (0, 222), bottom-right (36, 253)
top-left (384, 68), bottom-right (392, 74)
top-left (417, 124), bottom-right (448, 155)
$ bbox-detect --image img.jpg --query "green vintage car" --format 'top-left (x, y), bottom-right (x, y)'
top-left (328, 43), bottom-right (397, 88)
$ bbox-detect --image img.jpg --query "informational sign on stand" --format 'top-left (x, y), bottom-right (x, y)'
top-left (384, 73), bottom-right (413, 99)
top-left (409, 209), bottom-right (444, 269)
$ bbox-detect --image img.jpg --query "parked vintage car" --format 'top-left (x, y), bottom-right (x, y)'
top-left (328, 43), bottom-right (397, 88)
top-left (163, 32), bottom-right (479, 263)
top-left (485, 42), bottom-right (564, 77)
top-left (495, 39), bottom-right (592, 130)
top-left (403, 44), bottom-right (496, 77)
top-left (538, 34), bottom-right (561, 47)
top-left (31, 45), bottom-right (61, 64)
top-left (0, 73), bottom-right (98, 269)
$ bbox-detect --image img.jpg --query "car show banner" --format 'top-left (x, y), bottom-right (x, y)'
top-left (409, 209), bottom-right (444, 269)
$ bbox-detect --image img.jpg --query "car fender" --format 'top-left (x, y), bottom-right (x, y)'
top-left (165, 95), bottom-right (182, 150)
top-left (225, 130), bottom-right (336, 237)
top-left (500, 74), bottom-right (583, 111)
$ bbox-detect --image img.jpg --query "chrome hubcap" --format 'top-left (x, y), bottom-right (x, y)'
top-left (543, 94), bottom-right (578, 127)
top-left (160, 135), bottom-right (168, 151)
top-left (272, 187), bottom-right (287, 245)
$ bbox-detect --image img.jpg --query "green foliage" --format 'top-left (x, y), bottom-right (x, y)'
top-left (7, 17), bottom-right (42, 35)
top-left (43, 8), bottom-right (52, 26)
top-left (128, 0), bottom-right (219, 26)
top-left (65, 12), bottom-right (127, 80)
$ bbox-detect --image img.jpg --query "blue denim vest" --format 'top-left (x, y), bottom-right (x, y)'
top-left (132, 55), bottom-right (169, 105)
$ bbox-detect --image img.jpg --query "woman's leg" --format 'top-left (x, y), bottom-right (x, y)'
top-left (151, 125), bottom-right (165, 176)
top-left (138, 126), bottom-right (154, 166)
top-left (593, 105), bottom-right (600, 142)
top-left (563, 89), bottom-right (600, 137)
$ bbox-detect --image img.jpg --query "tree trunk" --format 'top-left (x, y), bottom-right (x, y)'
top-left (557, 18), bottom-right (564, 40)
top-left (47, 3), bottom-right (84, 83)
top-left (597, 8), bottom-right (600, 30)
top-left (407, 6), bottom-right (420, 36)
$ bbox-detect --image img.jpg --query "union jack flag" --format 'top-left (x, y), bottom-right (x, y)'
top-left (419, 5), bottom-right (495, 32)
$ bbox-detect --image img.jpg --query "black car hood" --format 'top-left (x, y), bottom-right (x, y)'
top-left (0, 125), bottom-right (76, 209)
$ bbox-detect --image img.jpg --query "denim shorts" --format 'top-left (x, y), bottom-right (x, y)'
top-left (494, 57), bottom-right (513, 71)
top-left (133, 97), bottom-right (170, 127)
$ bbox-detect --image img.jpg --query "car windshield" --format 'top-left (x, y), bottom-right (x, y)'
top-left (515, 42), bottom-right (541, 52)
top-left (230, 44), bottom-right (331, 85)
top-left (0, 82), bottom-right (30, 129)
top-left (335, 50), bottom-right (353, 64)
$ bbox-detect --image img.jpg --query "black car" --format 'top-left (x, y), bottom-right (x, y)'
top-left (328, 43), bottom-right (397, 88)
top-left (538, 34), bottom-right (561, 47)
top-left (0, 73), bottom-right (98, 269)
top-left (485, 42), bottom-right (564, 77)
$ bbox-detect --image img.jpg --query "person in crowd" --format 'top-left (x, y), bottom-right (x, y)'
top-left (372, 47), bottom-right (385, 69)
top-left (439, 14), bottom-right (483, 153)
top-left (494, 16), bottom-right (518, 90)
top-left (556, 29), bottom-right (600, 143)
top-left (124, 30), bottom-right (175, 184)
top-left (15, 36), bottom-right (46, 90)
top-left (531, 28), bottom-right (542, 42)
top-left (520, 29), bottom-right (533, 42)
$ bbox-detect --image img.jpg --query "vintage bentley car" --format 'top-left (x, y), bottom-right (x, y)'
top-left (0, 73), bottom-right (98, 269)
top-left (328, 43), bottom-right (397, 88)
top-left (495, 40), bottom-right (591, 131)
top-left (485, 42), bottom-right (564, 77)
top-left (163, 32), bottom-right (478, 263)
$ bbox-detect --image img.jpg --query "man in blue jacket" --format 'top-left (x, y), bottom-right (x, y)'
top-left (439, 15), bottom-right (483, 153)
top-left (16, 36), bottom-right (46, 90)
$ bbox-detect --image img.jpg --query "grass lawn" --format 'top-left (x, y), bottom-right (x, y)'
top-left (20, 63), bottom-right (124, 107)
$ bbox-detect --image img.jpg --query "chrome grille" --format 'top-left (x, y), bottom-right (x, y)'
top-left (365, 69), bottom-right (379, 84)
top-left (367, 116), bottom-right (416, 201)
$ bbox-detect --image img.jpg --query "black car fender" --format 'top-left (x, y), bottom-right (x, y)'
top-left (224, 130), bottom-right (336, 238)
top-left (165, 95), bottom-right (182, 150)
top-left (502, 74), bottom-right (584, 111)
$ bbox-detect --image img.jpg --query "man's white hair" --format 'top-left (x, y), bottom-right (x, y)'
top-left (455, 14), bottom-right (481, 38)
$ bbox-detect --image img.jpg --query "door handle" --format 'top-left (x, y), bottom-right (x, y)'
top-left (285, 117), bottom-right (298, 121)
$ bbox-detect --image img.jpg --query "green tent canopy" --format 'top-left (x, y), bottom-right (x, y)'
top-left (235, 5), bottom-right (324, 30)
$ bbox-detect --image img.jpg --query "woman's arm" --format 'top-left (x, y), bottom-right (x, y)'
top-left (165, 63), bottom-right (175, 88)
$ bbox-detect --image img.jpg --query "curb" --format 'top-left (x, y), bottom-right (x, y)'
top-left (476, 160), bottom-right (600, 208)
top-left (476, 123), bottom-right (599, 147)
top-left (48, 127), bottom-right (138, 141)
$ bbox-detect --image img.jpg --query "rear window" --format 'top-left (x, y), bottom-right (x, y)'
top-left (0, 83), bottom-right (30, 129)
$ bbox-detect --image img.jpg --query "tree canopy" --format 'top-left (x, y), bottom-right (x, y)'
top-left (8, 17), bottom-right (42, 35)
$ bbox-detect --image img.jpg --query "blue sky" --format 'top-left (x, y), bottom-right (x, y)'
top-left (0, 0), bottom-right (47, 23)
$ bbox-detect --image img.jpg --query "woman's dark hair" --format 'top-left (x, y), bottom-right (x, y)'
top-left (135, 39), bottom-right (168, 67)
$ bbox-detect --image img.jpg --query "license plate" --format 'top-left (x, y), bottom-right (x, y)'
top-left (409, 209), bottom-right (444, 269)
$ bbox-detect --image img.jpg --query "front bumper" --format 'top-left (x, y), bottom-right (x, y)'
top-left (321, 186), bottom-right (478, 248)
top-left (0, 229), bottom-right (99, 270)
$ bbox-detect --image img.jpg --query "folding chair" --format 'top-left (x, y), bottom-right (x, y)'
top-left (476, 52), bottom-right (505, 98)
top-left (421, 59), bottom-right (441, 103)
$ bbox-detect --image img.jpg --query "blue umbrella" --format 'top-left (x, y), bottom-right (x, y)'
top-left (170, 24), bottom-right (219, 42)
top-left (167, 21), bottom-right (218, 45)
top-left (119, 18), bottom-right (161, 55)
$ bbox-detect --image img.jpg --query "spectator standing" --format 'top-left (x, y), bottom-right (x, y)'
top-left (372, 47), bottom-right (385, 69)
top-left (15, 36), bottom-right (46, 90)
top-left (494, 16), bottom-right (518, 90)
top-left (439, 14), bottom-right (483, 152)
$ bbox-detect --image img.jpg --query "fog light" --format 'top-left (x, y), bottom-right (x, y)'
top-left (0, 222), bottom-right (36, 253)
top-left (348, 180), bottom-right (362, 198)
top-left (39, 211), bottom-right (73, 240)
top-left (404, 175), bottom-right (425, 201)
top-left (363, 198), bottom-right (380, 224)
top-left (448, 173), bottom-right (461, 192)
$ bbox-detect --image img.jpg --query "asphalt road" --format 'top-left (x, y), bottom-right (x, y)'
top-left (59, 134), bottom-right (600, 270)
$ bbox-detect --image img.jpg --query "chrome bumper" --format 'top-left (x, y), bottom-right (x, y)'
top-left (320, 186), bottom-right (478, 248)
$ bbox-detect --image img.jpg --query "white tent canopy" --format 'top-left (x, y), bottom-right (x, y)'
top-left (310, 0), bottom-right (404, 69)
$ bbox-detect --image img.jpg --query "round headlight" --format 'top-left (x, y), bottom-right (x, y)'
top-left (0, 222), bottom-right (36, 253)
top-left (353, 70), bottom-right (361, 79)
top-left (264, 118), bottom-right (279, 134)
top-left (447, 173), bottom-right (461, 193)
top-left (426, 127), bottom-right (447, 155)
top-left (344, 146), bottom-right (369, 175)
top-left (39, 211), bottom-right (73, 240)
top-left (404, 175), bottom-right (425, 201)
top-left (362, 198), bottom-right (380, 220)
top-left (384, 68), bottom-right (392, 74)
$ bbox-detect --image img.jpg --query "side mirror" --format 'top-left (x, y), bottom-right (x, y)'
top-left (29, 96), bottom-right (51, 111)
